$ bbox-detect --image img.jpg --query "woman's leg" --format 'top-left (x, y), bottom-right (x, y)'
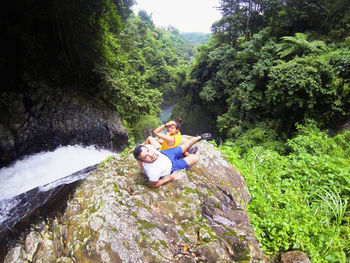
top-left (180, 136), bottom-right (202, 153)
top-left (144, 136), bottom-right (161, 149)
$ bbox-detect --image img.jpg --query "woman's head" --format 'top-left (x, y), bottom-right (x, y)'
top-left (167, 118), bottom-right (182, 135)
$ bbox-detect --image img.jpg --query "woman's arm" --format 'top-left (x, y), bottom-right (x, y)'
top-left (153, 123), bottom-right (176, 146)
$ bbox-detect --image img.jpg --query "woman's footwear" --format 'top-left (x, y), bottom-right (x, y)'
top-left (200, 133), bottom-right (211, 140)
top-left (188, 146), bottom-right (198, 154)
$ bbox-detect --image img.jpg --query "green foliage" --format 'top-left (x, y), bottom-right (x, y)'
top-left (266, 56), bottom-right (343, 130)
top-left (277, 33), bottom-right (327, 59)
top-left (224, 122), bottom-right (286, 155)
top-left (2, 2), bottom-right (195, 139)
top-left (219, 124), bottom-right (350, 261)
top-left (178, 0), bottom-right (349, 138)
top-left (132, 115), bottom-right (162, 144)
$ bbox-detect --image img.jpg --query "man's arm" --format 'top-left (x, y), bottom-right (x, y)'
top-left (137, 161), bottom-right (145, 174)
top-left (148, 174), bottom-right (175, 188)
top-left (148, 173), bottom-right (182, 188)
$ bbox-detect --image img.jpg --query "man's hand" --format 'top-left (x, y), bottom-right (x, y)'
top-left (172, 172), bottom-right (182, 181)
top-left (148, 173), bottom-right (182, 188)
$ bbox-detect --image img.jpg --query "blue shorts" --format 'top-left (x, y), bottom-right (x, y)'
top-left (160, 146), bottom-right (190, 173)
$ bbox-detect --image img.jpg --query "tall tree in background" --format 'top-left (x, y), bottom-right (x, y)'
top-left (214, 0), bottom-right (349, 45)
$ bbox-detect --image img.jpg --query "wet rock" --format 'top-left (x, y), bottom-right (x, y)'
top-left (0, 88), bottom-right (128, 167)
top-left (3, 245), bottom-right (24, 263)
top-left (2, 136), bottom-right (265, 262)
top-left (24, 231), bottom-right (42, 261)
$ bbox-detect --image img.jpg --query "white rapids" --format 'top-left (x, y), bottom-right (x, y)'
top-left (0, 145), bottom-right (117, 201)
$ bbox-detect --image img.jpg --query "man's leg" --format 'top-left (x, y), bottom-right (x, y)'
top-left (183, 154), bottom-right (199, 167)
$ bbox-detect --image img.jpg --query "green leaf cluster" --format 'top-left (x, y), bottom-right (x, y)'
top-left (2, 1), bottom-right (196, 138)
top-left (178, 29), bottom-right (350, 138)
top-left (219, 123), bottom-right (350, 262)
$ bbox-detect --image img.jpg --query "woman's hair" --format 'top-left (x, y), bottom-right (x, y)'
top-left (172, 118), bottom-right (182, 130)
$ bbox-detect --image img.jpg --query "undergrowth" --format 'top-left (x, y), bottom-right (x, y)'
top-left (219, 122), bottom-right (350, 262)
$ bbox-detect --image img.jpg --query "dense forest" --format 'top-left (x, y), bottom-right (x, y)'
top-left (174, 0), bottom-right (349, 261)
top-left (1, 0), bottom-right (349, 261)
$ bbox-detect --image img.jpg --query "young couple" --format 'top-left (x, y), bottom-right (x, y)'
top-left (133, 118), bottom-right (211, 188)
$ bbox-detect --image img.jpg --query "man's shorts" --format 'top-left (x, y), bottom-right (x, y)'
top-left (160, 146), bottom-right (190, 173)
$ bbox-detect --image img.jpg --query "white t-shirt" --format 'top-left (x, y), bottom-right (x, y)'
top-left (142, 144), bottom-right (172, 182)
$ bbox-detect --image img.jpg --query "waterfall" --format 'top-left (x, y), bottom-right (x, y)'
top-left (0, 145), bottom-right (117, 234)
top-left (159, 104), bottom-right (176, 123)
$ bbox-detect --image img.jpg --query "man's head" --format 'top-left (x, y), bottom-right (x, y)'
top-left (133, 145), bottom-right (158, 163)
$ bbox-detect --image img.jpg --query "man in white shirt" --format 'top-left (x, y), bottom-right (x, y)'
top-left (133, 133), bottom-right (211, 188)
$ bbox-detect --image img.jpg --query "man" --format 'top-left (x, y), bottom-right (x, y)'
top-left (133, 133), bottom-right (211, 188)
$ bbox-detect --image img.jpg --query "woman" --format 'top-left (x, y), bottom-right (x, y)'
top-left (145, 118), bottom-right (182, 150)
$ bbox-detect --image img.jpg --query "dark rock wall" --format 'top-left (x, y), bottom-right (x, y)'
top-left (0, 87), bottom-right (129, 167)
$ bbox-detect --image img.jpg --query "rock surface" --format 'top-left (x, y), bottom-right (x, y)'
top-left (2, 136), bottom-right (264, 262)
top-left (281, 251), bottom-right (311, 263)
top-left (0, 87), bottom-right (128, 167)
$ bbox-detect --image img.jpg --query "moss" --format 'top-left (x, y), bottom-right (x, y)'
top-left (199, 224), bottom-right (219, 241)
top-left (149, 240), bottom-right (172, 261)
top-left (223, 226), bottom-right (238, 237)
top-left (159, 240), bottom-right (168, 248)
top-left (112, 183), bottom-right (122, 197)
top-left (134, 200), bottom-right (147, 208)
top-left (89, 205), bottom-right (97, 214)
top-left (112, 227), bottom-right (116, 232)
top-left (184, 186), bottom-right (199, 195)
top-left (98, 155), bottom-right (114, 167)
top-left (184, 169), bottom-right (192, 176)
top-left (141, 233), bottom-right (150, 241)
top-left (131, 211), bottom-right (138, 219)
top-left (138, 220), bottom-right (156, 229)
top-left (218, 181), bottom-right (230, 187)
top-left (206, 189), bottom-right (214, 197)
top-left (178, 230), bottom-right (185, 235)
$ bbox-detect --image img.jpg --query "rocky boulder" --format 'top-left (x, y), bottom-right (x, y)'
top-left (2, 136), bottom-right (264, 262)
top-left (0, 87), bottom-right (128, 167)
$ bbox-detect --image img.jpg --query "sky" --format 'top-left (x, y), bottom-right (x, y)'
top-left (132, 0), bottom-right (222, 33)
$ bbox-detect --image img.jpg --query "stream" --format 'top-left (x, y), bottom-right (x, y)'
top-left (0, 145), bottom-right (116, 235)
top-left (159, 104), bottom-right (176, 123)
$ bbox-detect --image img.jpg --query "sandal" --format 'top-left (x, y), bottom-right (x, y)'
top-left (200, 133), bottom-right (212, 140)
top-left (188, 146), bottom-right (198, 154)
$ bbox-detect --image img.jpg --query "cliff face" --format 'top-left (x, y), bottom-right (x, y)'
top-left (2, 136), bottom-right (264, 262)
top-left (0, 87), bottom-right (129, 167)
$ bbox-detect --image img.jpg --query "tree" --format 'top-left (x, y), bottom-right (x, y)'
top-left (277, 32), bottom-right (326, 59)
top-left (266, 56), bottom-right (342, 131)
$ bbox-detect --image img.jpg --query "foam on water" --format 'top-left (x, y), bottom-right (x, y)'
top-left (0, 145), bottom-right (116, 201)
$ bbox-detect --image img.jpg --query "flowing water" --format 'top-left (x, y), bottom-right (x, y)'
top-left (0, 145), bottom-right (117, 233)
top-left (159, 104), bottom-right (176, 123)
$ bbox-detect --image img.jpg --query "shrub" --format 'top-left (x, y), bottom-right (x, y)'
top-left (219, 123), bottom-right (350, 262)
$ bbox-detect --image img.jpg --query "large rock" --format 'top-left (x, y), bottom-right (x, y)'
top-left (0, 87), bottom-right (128, 167)
top-left (2, 136), bottom-right (264, 262)
top-left (281, 251), bottom-right (311, 263)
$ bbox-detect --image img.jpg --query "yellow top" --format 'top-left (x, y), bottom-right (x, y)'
top-left (159, 131), bottom-right (181, 150)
